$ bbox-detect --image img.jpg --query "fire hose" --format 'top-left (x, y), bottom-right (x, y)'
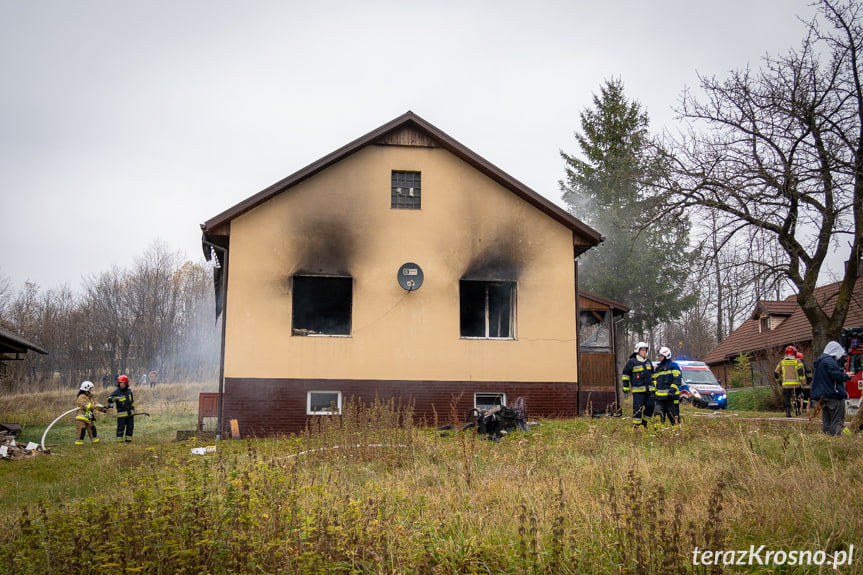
top-left (40, 407), bottom-right (149, 451)
top-left (40, 408), bottom-right (77, 451)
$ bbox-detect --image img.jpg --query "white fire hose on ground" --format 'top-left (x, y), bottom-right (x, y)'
top-left (40, 408), bottom-right (78, 451)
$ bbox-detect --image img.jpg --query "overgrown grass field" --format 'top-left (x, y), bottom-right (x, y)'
top-left (1, 385), bottom-right (861, 574)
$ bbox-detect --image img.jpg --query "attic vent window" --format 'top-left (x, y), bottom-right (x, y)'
top-left (292, 276), bottom-right (352, 336)
top-left (460, 280), bottom-right (516, 339)
top-left (760, 316), bottom-right (770, 333)
top-left (392, 171), bottom-right (421, 209)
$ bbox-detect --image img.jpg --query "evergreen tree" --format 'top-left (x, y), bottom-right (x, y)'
top-left (560, 79), bottom-right (695, 335)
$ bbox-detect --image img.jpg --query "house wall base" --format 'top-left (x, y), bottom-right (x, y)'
top-left (217, 378), bottom-right (616, 436)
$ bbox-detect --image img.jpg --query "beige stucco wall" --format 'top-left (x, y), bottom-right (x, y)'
top-left (223, 144), bottom-right (579, 382)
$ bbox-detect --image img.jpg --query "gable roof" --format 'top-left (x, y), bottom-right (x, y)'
top-left (200, 111), bottom-right (602, 253)
top-left (0, 326), bottom-right (48, 357)
top-left (703, 276), bottom-right (863, 365)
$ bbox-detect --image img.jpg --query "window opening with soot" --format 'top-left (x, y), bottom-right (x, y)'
top-left (292, 276), bottom-right (352, 336)
top-left (459, 280), bottom-right (516, 339)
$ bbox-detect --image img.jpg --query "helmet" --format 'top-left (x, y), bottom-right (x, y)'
top-left (785, 345), bottom-right (797, 356)
top-left (796, 352), bottom-right (804, 360)
top-left (658, 346), bottom-right (672, 359)
top-left (117, 375), bottom-right (129, 384)
top-left (634, 342), bottom-right (649, 354)
top-left (79, 381), bottom-right (94, 392)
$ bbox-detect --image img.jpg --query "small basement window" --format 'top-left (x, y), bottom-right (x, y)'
top-left (392, 171), bottom-right (421, 209)
top-left (307, 391), bottom-right (342, 415)
top-left (460, 280), bottom-right (516, 339)
top-left (292, 276), bottom-right (352, 336)
top-left (475, 392), bottom-right (506, 411)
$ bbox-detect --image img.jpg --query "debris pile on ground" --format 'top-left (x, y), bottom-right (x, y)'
top-left (0, 429), bottom-right (46, 460)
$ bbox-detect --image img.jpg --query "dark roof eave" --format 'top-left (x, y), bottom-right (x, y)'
top-left (0, 327), bottom-right (48, 355)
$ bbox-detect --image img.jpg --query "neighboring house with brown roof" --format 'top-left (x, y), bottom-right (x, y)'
top-left (703, 277), bottom-right (863, 385)
top-left (200, 111), bottom-right (605, 436)
top-left (0, 326), bottom-right (48, 381)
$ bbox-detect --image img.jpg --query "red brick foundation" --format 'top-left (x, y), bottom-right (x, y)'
top-left (214, 378), bottom-right (617, 436)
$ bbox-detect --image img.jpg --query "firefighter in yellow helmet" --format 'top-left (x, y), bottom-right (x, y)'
top-left (74, 381), bottom-right (109, 445)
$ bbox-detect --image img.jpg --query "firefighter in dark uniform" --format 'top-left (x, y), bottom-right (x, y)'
top-left (107, 375), bottom-right (135, 442)
top-left (653, 346), bottom-right (682, 425)
top-left (622, 342), bottom-right (654, 428)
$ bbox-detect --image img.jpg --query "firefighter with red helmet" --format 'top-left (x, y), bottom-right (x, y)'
top-left (74, 381), bottom-right (108, 445)
top-left (107, 375), bottom-right (136, 442)
top-left (774, 345), bottom-right (806, 417)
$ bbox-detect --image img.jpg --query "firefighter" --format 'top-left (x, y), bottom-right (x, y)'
top-left (107, 375), bottom-right (135, 442)
top-left (622, 342), bottom-right (654, 428)
top-left (74, 381), bottom-right (108, 445)
top-left (653, 346), bottom-right (682, 425)
top-left (774, 345), bottom-right (805, 417)
top-left (796, 351), bottom-right (812, 413)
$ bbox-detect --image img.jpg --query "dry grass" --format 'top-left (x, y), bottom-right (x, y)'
top-left (1, 394), bottom-right (861, 574)
top-left (0, 382), bottom-right (213, 427)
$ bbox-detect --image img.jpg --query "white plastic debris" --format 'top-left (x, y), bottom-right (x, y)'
top-left (25, 442), bottom-right (38, 451)
top-left (191, 446), bottom-right (216, 455)
top-left (0, 446), bottom-right (7, 457)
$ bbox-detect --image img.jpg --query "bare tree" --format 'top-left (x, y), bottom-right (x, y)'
top-left (82, 266), bottom-right (139, 379)
top-left (663, 0), bottom-right (863, 354)
top-left (0, 268), bottom-right (12, 326)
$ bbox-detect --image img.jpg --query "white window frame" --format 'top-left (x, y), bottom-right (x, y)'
top-left (307, 390), bottom-right (343, 415)
top-left (474, 392), bottom-right (506, 411)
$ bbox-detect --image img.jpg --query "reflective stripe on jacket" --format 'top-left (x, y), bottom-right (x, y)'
top-left (75, 391), bottom-right (95, 422)
top-left (622, 354), bottom-right (654, 393)
top-left (653, 359), bottom-right (682, 397)
top-left (774, 358), bottom-right (804, 388)
top-left (107, 386), bottom-right (135, 416)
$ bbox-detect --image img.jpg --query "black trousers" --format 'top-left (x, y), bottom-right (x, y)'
top-left (654, 397), bottom-right (678, 425)
top-left (783, 388), bottom-right (801, 415)
top-left (632, 392), bottom-right (654, 426)
top-left (115, 414), bottom-right (134, 441)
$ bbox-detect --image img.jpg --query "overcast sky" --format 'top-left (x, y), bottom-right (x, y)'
top-left (0, 0), bottom-right (819, 293)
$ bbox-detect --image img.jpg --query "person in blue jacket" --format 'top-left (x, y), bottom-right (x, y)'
top-left (810, 340), bottom-right (851, 436)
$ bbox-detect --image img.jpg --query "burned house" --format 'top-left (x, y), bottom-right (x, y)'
top-left (200, 112), bottom-right (604, 435)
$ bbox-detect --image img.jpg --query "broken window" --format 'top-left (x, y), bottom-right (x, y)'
top-left (292, 276), bottom-right (352, 336)
top-left (474, 392), bottom-right (506, 411)
top-left (307, 391), bottom-right (342, 415)
top-left (459, 280), bottom-right (516, 339)
top-left (579, 310), bottom-right (611, 352)
top-left (391, 171), bottom-right (421, 209)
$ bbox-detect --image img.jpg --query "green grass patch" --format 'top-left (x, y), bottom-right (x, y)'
top-left (726, 386), bottom-right (781, 411)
